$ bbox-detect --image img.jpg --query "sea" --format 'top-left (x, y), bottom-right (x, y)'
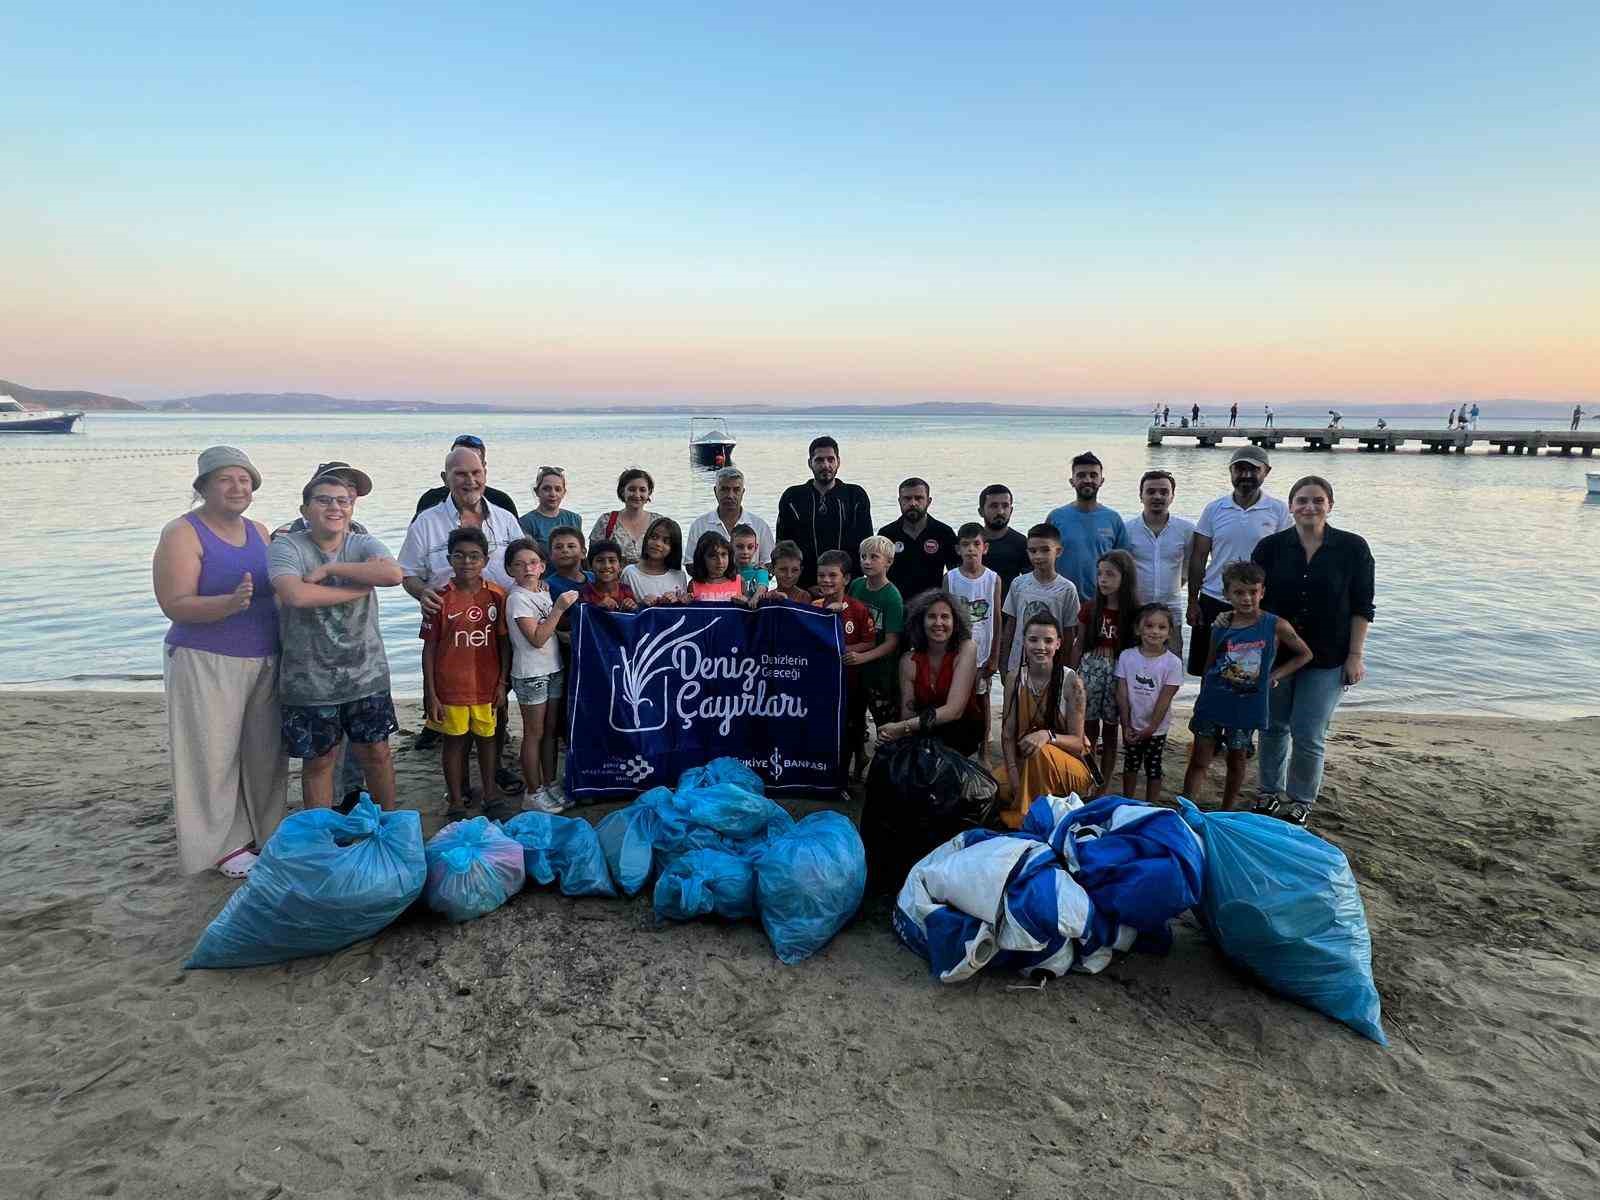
top-left (2, 410), bottom-right (1596, 718)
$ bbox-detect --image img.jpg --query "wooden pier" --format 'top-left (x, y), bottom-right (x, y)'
top-left (1147, 425), bottom-right (1600, 456)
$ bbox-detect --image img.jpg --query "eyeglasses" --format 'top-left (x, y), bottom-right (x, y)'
top-left (453, 434), bottom-right (485, 450)
top-left (448, 550), bottom-right (486, 562)
top-left (308, 494), bottom-right (354, 508)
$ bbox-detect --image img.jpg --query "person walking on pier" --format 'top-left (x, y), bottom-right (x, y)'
top-left (1457, 403), bottom-right (1470, 429)
top-left (1264, 404), bottom-right (1274, 428)
top-left (1573, 405), bottom-right (1585, 431)
top-left (1470, 403), bottom-right (1480, 429)
top-left (1190, 403), bottom-right (1201, 426)
top-left (1162, 404), bottom-right (1170, 427)
top-left (1186, 446), bottom-right (1291, 677)
top-left (1229, 403), bottom-right (1238, 427)
top-left (1447, 409), bottom-right (1456, 429)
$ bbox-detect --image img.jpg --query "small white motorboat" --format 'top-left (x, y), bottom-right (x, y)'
top-left (1586, 471), bottom-right (1600, 495)
top-left (689, 416), bottom-right (737, 467)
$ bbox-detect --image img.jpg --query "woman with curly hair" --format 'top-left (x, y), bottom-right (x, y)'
top-left (877, 590), bottom-right (983, 756)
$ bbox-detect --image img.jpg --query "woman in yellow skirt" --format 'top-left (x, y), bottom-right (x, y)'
top-left (999, 611), bottom-right (1094, 827)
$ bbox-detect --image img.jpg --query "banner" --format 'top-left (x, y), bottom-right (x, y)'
top-left (565, 601), bottom-right (846, 798)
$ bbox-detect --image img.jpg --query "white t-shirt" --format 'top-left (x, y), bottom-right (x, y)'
top-left (1000, 572), bottom-right (1081, 673)
top-left (1124, 514), bottom-right (1195, 606)
top-left (686, 509), bottom-right (776, 564)
top-left (507, 586), bottom-right (561, 679)
top-left (621, 564), bottom-right (689, 603)
top-left (1114, 647), bottom-right (1184, 734)
top-left (944, 566), bottom-right (1000, 668)
top-left (1194, 493), bottom-right (1292, 600)
top-left (398, 497), bottom-right (524, 591)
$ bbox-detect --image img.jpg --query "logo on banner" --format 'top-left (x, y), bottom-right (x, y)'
top-left (607, 614), bottom-right (811, 737)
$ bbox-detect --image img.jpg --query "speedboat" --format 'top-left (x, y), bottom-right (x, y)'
top-left (1587, 471), bottom-right (1600, 495)
top-left (0, 395), bottom-right (83, 433)
top-left (689, 416), bottom-right (737, 467)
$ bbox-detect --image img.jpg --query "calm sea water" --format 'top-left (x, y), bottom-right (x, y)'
top-left (2, 411), bottom-right (1596, 718)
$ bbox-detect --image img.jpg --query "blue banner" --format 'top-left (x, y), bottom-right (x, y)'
top-left (565, 602), bottom-right (846, 798)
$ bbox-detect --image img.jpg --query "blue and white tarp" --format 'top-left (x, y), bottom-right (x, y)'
top-left (566, 602), bottom-right (846, 799)
top-left (894, 794), bottom-right (1205, 982)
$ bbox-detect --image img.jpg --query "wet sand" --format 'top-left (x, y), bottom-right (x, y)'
top-left (3, 692), bottom-right (1597, 1199)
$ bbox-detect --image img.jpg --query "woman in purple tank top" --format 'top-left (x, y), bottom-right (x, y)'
top-left (152, 447), bottom-right (287, 877)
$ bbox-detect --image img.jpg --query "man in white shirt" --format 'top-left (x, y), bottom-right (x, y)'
top-left (398, 446), bottom-right (525, 778)
top-left (1125, 469), bottom-right (1195, 657)
top-left (686, 467), bottom-right (775, 563)
top-left (1185, 445), bottom-right (1292, 675)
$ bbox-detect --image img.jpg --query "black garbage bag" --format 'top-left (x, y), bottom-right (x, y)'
top-left (861, 736), bottom-right (999, 893)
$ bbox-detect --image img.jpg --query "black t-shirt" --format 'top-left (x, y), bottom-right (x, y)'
top-left (880, 516), bottom-right (959, 602)
top-left (980, 527), bottom-right (1030, 593)
top-left (412, 485), bottom-right (519, 521)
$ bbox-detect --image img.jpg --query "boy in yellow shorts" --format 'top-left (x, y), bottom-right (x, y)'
top-left (421, 527), bottom-right (511, 819)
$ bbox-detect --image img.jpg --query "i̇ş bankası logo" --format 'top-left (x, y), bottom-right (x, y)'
top-left (608, 614), bottom-right (810, 736)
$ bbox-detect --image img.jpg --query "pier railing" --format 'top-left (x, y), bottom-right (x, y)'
top-left (1146, 425), bottom-right (1600, 456)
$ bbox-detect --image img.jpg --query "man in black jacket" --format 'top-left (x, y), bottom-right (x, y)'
top-left (412, 434), bottom-right (519, 521)
top-left (776, 435), bottom-right (874, 587)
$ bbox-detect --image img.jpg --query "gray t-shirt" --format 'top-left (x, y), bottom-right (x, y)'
top-left (267, 530), bottom-right (393, 706)
top-left (1000, 572), bottom-right (1081, 673)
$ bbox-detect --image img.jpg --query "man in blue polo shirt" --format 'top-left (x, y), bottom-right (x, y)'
top-left (1045, 452), bottom-right (1129, 602)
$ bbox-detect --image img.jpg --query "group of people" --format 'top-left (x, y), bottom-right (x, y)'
top-left (153, 430), bottom-right (1374, 880)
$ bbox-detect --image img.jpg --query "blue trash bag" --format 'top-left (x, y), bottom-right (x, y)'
top-left (656, 780), bottom-right (792, 848)
top-left (186, 798), bottom-right (425, 969)
top-left (653, 849), bottom-right (757, 921)
top-left (500, 812), bottom-right (616, 898)
top-left (755, 812), bottom-right (867, 964)
top-left (676, 756), bottom-right (765, 795)
top-left (424, 816), bottom-right (527, 922)
top-left (1179, 798), bottom-right (1387, 1044)
top-left (595, 802), bottom-right (661, 895)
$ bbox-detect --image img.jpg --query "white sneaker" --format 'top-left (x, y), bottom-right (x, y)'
top-left (545, 782), bottom-right (574, 811)
top-left (527, 785), bottom-right (565, 814)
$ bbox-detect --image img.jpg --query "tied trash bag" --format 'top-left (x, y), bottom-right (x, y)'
top-left (501, 812), bottom-right (616, 898)
top-left (675, 757), bottom-right (764, 795)
top-left (861, 735), bottom-right (999, 892)
top-left (595, 800), bottom-right (662, 895)
top-left (1178, 799), bottom-right (1386, 1044)
top-left (756, 812), bottom-right (867, 964)
top-left (186, 798), bottom-right (425, 969)
top-left (424, 817), bottom-right (526, 923)
top-left (654, 849), bottom-right (757, 921)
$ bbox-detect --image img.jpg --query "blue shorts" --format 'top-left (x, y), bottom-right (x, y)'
top-left (1188, 717), bottom-right (1256, 754)
top-left (282, 693), bottom-right (398, 759)
top-left (510, 671), bottom-right (565, 706)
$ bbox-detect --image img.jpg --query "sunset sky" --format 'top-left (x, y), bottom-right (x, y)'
top-left (4, 3), bottom-right (1597, 407)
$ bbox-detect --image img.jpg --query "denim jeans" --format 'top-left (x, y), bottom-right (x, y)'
top-left (1258, 665), bottom-right (1344, 805)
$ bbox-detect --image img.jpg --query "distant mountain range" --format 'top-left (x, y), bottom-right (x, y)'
top-left (0, 379), bottom-right (143, 411)
top-left (151, 392), bottom-right (513, 414)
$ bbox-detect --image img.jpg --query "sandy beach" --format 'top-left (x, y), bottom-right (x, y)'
top-left (3, 692), bottom-right (1598, 1199)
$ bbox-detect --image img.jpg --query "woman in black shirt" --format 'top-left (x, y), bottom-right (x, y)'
top-left (1249, 475), bottom-right (1374, 826)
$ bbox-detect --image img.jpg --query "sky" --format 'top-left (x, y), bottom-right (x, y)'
top-left (3, 2), bottom-right (1597, 408)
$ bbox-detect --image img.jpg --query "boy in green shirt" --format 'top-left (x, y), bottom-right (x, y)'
top-left (847, 535), bottom-right (905, 771)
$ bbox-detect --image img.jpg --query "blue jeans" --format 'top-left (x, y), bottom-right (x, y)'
top-left (1258, 666), bottom-right (1344, 805)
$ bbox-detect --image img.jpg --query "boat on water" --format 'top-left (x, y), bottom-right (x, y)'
top-left (1587, 471), bottom-right (1600, 495)
top-left (689, 416), bottom-right (737, 467)
top-left (0, 395), bottom-right (83, 434)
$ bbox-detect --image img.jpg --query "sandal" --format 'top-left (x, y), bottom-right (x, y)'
top-left (1282, 801), bottom-right (1311, 827)
top-left (216, 845), bottom-right (258, 879)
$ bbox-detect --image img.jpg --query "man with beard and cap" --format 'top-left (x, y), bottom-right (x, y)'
top-left (1185, 444), bottom-right (1292, 675)
top-left (776, 435), bottom-right (874, 587)
top-left (1125, 469), bottom-right (1195, 658)
top-left (878, 477), bottom-right (958, 601)
top-left (412, 434), bottom-right (519, 521)
top-left (400, 445), bottom-right (526, 786)
top-left (1045, 452), bottom-right (1129, 603)
top-left (977, 483), bottom-right (1029, 595)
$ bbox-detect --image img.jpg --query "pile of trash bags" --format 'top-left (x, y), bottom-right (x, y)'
top-left (187, 798), bottom-right (426, 969)
top-left (862, 735), bottom-right (998, 892)
top-left (1178, 799), bottom-right (1386, 1044)
top-left (423, 817), bottom-right (527, 923)
top-left (894, 794), bottom-right (1203, 982)
top-left (598, 758), bottom-right (866, 963)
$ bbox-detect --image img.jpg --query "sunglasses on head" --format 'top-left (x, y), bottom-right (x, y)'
top-left (538, 465), bottom-right (564, 477)
top-left (453, 434), bottom-right (485, 450)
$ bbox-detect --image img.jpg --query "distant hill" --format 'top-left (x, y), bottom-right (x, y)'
top-left (0, 379), bottom-right (143, 411)
top-left (152, 392), bottom-right (510, 414)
